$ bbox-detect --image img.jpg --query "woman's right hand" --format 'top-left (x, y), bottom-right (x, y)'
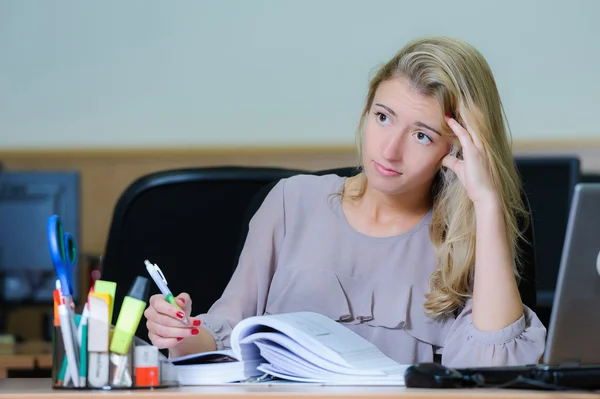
top-left (144, 292), bottom-right (202, 349)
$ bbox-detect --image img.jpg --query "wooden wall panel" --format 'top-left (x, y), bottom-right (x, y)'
top-left (1, 142), bottom-right (599, 340)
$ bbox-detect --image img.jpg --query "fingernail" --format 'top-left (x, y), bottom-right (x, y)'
top-left (178, 298), bottom-right (185, 304)
top-left (191, 328), bottom-right (199, 335)
top-left (193, 319), bottom-right (201, 327)
top-left (177, 337), bottom-right (184, 342)
top-left (176, 311), bottom-right (184, 319)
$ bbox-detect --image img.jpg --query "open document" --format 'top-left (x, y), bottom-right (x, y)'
top-left (170, 311), bottom-right (409, 385)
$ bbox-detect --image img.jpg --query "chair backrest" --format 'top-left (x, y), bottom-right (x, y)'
top-left (237, 167), bottom-right (538, 313)
top-left (514, 156), bottom-right (580, 311)
top-left (100, 166), bottom-right (307, 342)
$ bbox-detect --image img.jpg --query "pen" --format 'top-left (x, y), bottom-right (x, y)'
top-left (144, 260), bottom-right (189, 325)
top-left (58, 295), bottom-right (80, 387)
top-left (77, 286), bottom-right (93, 387)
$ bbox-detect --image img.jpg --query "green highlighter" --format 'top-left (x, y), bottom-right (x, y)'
top-left (109, 276), bottom-right (149, 355)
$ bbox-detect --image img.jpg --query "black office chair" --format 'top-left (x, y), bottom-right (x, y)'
top-left (100, 166), bottom-right (308, 343)
top-left (514, 156), bottom-right (580, 326)
top-left (237, 166), bottom-right (538, 314)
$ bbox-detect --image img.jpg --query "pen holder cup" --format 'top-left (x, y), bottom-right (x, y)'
top-left (51, 320), bottom-right (180, 390)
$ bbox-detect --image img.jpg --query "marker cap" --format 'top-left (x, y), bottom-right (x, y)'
top-left (127, 276), bottom-right (150, 302)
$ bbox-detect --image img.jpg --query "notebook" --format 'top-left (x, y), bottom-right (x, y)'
top-left (169, 311), bottom-right (409, 385)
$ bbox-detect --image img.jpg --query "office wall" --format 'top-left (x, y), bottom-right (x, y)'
top-left (2, 0), bottom-right (600, 340)
top-left (1, 0), bottom-right (599, 148)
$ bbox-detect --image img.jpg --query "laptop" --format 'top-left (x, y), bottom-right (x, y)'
top-left (544, 182), bottom-right (600, 366)
top-left (405, 183), bottom-right (600, 389)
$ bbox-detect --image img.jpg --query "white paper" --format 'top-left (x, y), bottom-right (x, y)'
top-left (174, 311), bottom-right (409, 386)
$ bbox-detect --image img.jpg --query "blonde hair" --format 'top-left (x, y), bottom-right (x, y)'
top-left (344, 36), bottom-right (528, 318)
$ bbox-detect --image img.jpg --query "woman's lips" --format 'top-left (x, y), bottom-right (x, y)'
top-left (373, 161), bottom-right (401, 177)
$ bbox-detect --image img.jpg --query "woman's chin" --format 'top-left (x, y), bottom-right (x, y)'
top-left (365, 173), bottom-right (406, 196)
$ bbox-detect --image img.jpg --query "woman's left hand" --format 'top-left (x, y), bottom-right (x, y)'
top-left (442, 116), bottom-right (498, 205)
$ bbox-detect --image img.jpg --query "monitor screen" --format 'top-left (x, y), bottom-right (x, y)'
top-left (0, 171), bottom-right (80, 303)
top-left (515, 156), bottom-right (580, 307)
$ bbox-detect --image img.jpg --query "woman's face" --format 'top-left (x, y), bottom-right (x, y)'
top-left (362, 78), bottom-right (452, 197)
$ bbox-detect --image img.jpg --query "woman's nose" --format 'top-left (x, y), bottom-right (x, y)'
top-left (381, 131), bottom-right (405, 161)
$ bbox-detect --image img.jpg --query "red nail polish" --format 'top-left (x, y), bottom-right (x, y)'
top-left (193, 319), bottom-right (201, 327)
top-left (177, 337), bottom-right (184, 342)
top-left (176, 311), bottom-right (184, 319)
top-left (191, 328), bottom-right (199, 335)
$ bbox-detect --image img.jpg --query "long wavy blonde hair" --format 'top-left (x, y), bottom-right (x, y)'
top-left (344, 36), bottom-right (528, 318)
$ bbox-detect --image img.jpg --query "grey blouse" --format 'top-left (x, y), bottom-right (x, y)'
top-left (197, 174), bottom-right (546, 367)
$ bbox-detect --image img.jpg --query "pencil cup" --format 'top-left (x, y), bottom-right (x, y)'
top-left (51, 318), bottom-right (179, 390)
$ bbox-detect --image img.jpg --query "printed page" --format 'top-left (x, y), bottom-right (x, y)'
top-left (253, 341), bottom-right (405, 384)
top-left (231, 312), bottom-right (407, 375)
top-left (257, 364), bottom-right (405, 385)
top-left (240, 332), bottom-right (390, 376)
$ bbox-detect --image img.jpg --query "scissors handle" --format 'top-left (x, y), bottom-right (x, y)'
top-left (47, 215), bottom-right (77, 297)
top-left (63, 232), bottom-right (77, 295)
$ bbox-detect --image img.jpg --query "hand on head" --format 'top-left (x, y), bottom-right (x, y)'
top-left (442, 115), bottom-right (498, 204)
top-left (144, 292), bottom-right (202, 349)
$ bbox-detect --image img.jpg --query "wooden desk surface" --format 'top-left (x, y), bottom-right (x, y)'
top-left (0, 379), bottom-right (598, 399)
top-left (0, 341), bottom-right (52, 378)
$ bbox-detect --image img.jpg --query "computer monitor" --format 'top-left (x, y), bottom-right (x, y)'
top-left (0, 171), bottom-right (80, 303)
top-left (515, 156), bottom-right (580, 308)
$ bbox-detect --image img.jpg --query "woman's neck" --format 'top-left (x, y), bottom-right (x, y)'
top-left (346, 175), bottom-right (432, 223)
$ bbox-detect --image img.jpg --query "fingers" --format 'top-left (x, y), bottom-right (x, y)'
top-left (145, 292), bottom-right (202, 349)
top-left (145, 304), bottom-right (201, 349)
top-left (446, 115), bottom-right (485, 155)
top-left (144, 305), bottom-right (200, 328)
top-left (146, 319), bottom-right (199, 341)
top-left (445, 116), bottom-right (474, 154)
top-left (149, 293), bottom-right (187, 320)
top-left (175, 292), bottom-right (192, 314)
top-left (462, 116), bottom-right (484, 152)
top-left (147, 331), bottom-right (182, 349)
top-left (442, 154), bottom-right (461, 172)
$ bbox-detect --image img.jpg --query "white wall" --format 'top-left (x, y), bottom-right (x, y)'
top-left (0, 0), bottom-right (598, 149)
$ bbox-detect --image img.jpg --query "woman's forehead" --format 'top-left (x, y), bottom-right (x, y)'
top-left (373, 79), bottom-right (443, 123)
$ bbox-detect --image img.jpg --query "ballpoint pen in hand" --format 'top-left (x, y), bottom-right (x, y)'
top-left (144, 260), bottom-right (189, 325)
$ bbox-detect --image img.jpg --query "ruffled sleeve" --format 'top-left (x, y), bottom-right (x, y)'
top-left (196, 180), bottom-right (287, 350)
top-left (441, 299), bottom-right (547, 368)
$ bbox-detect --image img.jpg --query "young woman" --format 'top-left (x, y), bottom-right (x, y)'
top-left (144, 36), bottom-right (546, 367)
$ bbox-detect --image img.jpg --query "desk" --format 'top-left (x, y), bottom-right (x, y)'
top-left (0, 379), bottom-right (598, 398)
top-left (0, 354), bottom-right (51, 378)
top-left (0, 341), bottom-right (52, 378)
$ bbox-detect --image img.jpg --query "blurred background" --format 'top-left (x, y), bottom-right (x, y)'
top-left (0, 0), bottom-right (598, 377)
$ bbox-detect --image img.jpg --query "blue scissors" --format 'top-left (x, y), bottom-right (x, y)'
top-left (47, 214), bottom-right (81, 387)
top-left (47, 215), bottom-right (78, 298)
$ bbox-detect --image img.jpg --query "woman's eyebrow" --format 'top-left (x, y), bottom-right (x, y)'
top-left (414, 121), bottom-right (442, 136)
top-left (374, 103), bottom-right (396, 117)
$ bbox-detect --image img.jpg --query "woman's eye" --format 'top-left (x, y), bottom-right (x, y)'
top-left (374, 112), bottom-right (390, 125)
top-left (414, 131), bottom-right (432, 144)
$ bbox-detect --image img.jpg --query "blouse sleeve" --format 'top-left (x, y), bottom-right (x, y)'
top-left (196, 180), bottom-right (287, 350)
top-left (441, 299), bottom-right (547, 368)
